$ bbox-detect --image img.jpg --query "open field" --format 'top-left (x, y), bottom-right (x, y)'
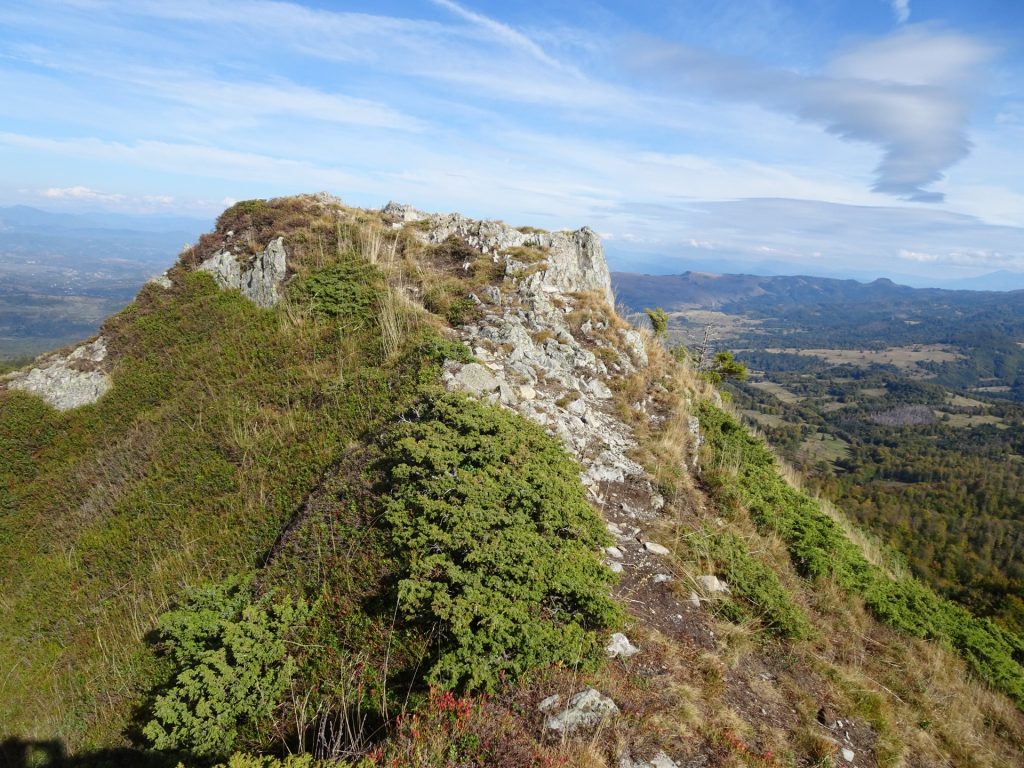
top-left (740, 408), bottom-right (787, 428)
top-left (763, 344), bottom-right (964, 374)
top-left (799, 432), bottom-right (849, 463)
top-left (946, 393), bottom-right (990, 408)
top-left (936, 410), bottom-right (1009, 429)
top-left (748, 378), bottom-right (802, 403)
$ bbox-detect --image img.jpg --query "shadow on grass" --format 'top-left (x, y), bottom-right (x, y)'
top-left (0, 738), bottom-right (193, 768)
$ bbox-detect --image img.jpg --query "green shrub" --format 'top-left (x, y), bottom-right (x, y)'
top-left (644, 307), bottom-right (668, 338)
top-left (377, 393), bottom-right (621, 690)
top-left (144, 576), bottom-right (310, 757)
top-left (697, 401), bottom-right (1024, 708)
top-left (289, 260), bottom-right (384, 324)
top-left (690, 528), bottom-right (814, 639)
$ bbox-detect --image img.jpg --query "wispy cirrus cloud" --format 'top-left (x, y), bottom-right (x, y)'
top-left (431, 0), bottom-right (572, 72)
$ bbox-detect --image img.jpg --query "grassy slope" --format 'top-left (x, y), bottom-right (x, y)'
top-left (0, 198), bottom-right (619, 760)
top-left (0, 272), bottom-right (387, 745)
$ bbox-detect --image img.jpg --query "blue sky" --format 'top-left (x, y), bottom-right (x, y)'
top-left (1, 0), bottom-right (1022, 283)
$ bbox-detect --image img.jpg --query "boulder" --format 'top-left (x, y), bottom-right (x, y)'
top-left (444, 362), bottom-right (501, 398)
top-left (542, 687), bottom-right (620, 733)
top-left (198, 236), bottom-right (288, 308)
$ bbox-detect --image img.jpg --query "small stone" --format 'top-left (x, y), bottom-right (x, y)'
top-left (841, 748), bottom-right (855, 763)
top-left (644, 541), bottom-right (671, 556)
top-left (652, 573), bottom-right (672, 584)
top-left (608, 561), bottom-right (624, 574)
top-left (688, 592), bottom-right (701, 608)
top-left (607, 522), bottom-right (623, 536)
top-left (619, 750), bottom-right (679, 768)
top-left (697, 574), bottom-right (730, 594)
top-left (605, 632), bottom-right (640, 658)
top-left (605, 546), bottom-right (624, 559)
top-left (519, 384), bottom-right (537, 400)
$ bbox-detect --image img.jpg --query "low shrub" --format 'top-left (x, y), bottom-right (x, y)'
top-left (377, 393), bottom-right (621, 690)
top-left (144, 576), bottom-right (310, 757)
top-left (289, 259), bottom-right (384, 325)
top-left (690, 528), bottom-right (814, 639)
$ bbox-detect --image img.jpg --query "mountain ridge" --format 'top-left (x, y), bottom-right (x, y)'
top-left (2, 194), bottom-right (1024, 767)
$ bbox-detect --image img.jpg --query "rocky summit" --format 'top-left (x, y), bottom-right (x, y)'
top-left (1, 193), bottom-right (1023, 768)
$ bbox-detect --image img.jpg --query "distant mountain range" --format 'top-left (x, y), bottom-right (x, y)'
top-left (612, 269), bottom-right (1024, 313)
top-left (604, 247), bottom-right (1024, 291)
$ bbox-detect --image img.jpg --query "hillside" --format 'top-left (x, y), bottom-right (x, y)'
top-left (613, 270), bottom-right (1024, 641)
top-left (2, 196), bottom-right (1024, 768)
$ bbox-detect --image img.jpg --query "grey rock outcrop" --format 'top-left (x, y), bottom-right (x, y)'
top-left (418, 206), bottom-right (663, 521)
top-left (198, 236), bottom-right (288, 308)
top-left (4, 337), bottom-right (111, 411)
top-left (394, 204), bottom-right (613, 305)
top-left (541, 687), bottom-right (620, 733)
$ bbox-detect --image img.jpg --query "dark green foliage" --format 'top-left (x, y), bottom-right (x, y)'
top-left (644, 307), bottom-right (668, 338)
top-left (377, 393), bottom-right (621, 690)
top-left (698, 401), bottom-right (1024, 708)
top-left (288, 259), bottom-right (384, 324)
top-left (702, 352), bottom-right (748, 385)
top-left (144, 576), bottom-right (310, 757)
top-left (689, 528), bottom-right (814, 639)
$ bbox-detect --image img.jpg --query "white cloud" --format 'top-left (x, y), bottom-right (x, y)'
top-left (890, 1), bottom-right (910, 24)
top-left (898, 248), bottom-right (937, 262)
top-left (44, 185), bottom-right (125, 201)
top-left (631, 26), bottom-right (994, 202)
top-left (431, 0), bottom-right (570, 72)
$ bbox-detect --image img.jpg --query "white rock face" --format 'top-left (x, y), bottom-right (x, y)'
top-left (606, 632), bottom-right (640, 658)
top-left (5, 337), bottom-right (111, 411)
top-left (147, 271), bottom-right (173, 289)
top-left (542, 687), bottom-right (620, 733)
top-left (644, 541), bottom-right (671, 556)
top-left (841, 747), bottom-right (855, 763)
top-left (198, 236), bottom-right (288, 308)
